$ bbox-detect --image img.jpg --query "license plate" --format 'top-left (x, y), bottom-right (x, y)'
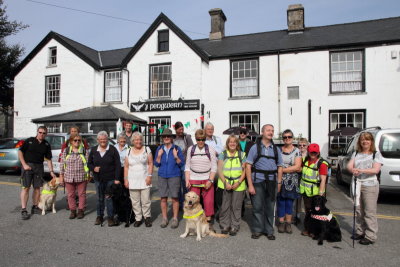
top-left (0, 153), bottom-right (6, 157)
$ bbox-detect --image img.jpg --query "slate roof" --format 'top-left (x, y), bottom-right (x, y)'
top-left (15, 15), bottom-right (400, 76)
top-left (32, 106), bottom-right (146, 123)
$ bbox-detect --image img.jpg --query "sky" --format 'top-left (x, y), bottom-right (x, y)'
top-left (5, 0), bottom-right (400, 57)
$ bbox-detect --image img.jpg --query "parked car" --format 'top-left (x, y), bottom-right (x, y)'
top-left (0, 138), bottom-right (26, 173)
top-left (336, 127), bottom-right (400, 192)
top-left (43, 133), bottom-right (116, 175)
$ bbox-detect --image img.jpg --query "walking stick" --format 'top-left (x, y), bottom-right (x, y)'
top-left (352, 176), bottom-right (357, 248)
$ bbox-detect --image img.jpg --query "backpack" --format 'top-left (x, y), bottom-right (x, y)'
top-left (190, 144), bottom-right (211, 161)
top-left (252, 138), bottom-right (279, 166)
top-left (354, 151), bottom-right (381, 183)
top-left (222, 150), bottom-right (244, 165)
top-left (128, 146), bottom-right (149, 156)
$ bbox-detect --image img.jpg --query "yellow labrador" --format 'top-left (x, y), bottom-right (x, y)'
top-left (38, 177), bottom-right (60, 215)
top-left (180, 191), bottom-right (228, 241)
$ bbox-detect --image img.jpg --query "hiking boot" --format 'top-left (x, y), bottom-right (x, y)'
top-left (133, 220), bottom-right (142, 227)
top-left (94, 216), bottom-right (103, 225)
top-left (351, 234), bottom-right (364, 240)
top-left (170, 218), bottom-right (179, 229)
top-left (221, 228), bottom-right (230, 235)
top-left (108, 218), bottom-right (116, 227)
top-left (359, 238), bottom-right (374, 245)
top-left (160, 218), bottom-right (168, 228)
top-left (69, 210), bottom-right (77, 219)
top-left (266, 234), bottom-right (276, 240)
top-left (285, 222), bottom-right (293, 234)
top-left (144, 217), bottom-right (152, 227)
top-left (251, 232), bottom-right (262, 239)
top-left (229, 228), bottom-right (238, 236)
top-left (278, 222), bottom-right (285, 233)
top-left (21, 209), bottom-right (30, 220)
top-left (77, 209), bottom-right (84, 219)
top-left (31, 205), bottom-right (41, 215)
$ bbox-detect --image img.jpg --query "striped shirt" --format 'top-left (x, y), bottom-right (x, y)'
top-left (185, 145), bottom-right (217, 180)
top-left (60, 148), bottom-right (89, 183)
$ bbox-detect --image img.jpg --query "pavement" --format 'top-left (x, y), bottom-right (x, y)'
top-left (0, 171), bottom-right (399, 266)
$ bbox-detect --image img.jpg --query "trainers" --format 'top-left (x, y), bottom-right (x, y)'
top-left (160, 218), bottom-right (169, 228)
top-left (221, 228), bottom-right (230, 235)
top-left (278, 222), bottom-right (285, 233)
top-left (229, 228), bottom-right (238, 236)
top-left (144, 217), bottom-right (152, 227)
top-left (108, 218), bottom-right (116, 227)
top-left (77, 209), bottom-right (84, 219)
top-left (94, 216), bottom-right (103, 225)
top-left (21, 209), bottom-right (30, 220)
top-left (31, 205), bottom-right (41, 215)
top-left (170, 218), bottom-right (179, 229)
top-left (285, 223), bottom-right (292, 234)
top-left (69, 210), bottom-right (77, 219)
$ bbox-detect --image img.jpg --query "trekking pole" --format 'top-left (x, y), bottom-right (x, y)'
top-left (352, 176), bottom-right (357, 248)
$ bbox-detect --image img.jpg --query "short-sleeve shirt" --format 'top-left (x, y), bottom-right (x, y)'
top-left (351, 151), bottom-right (383, 186)
top-left (306, 158), bottom-right (328, 176)
top-left (19, 137), bottom-right (52, 164)
top-left (246, 142), bottom-right (283, 182)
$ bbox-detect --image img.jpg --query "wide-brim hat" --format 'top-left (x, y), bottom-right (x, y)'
top-left (160, 128), bottom-right (176, 137)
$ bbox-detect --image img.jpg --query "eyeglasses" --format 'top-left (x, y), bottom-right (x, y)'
top-left (73, 139), bottom-right (81, 143)
top-left (298, 144), bottom-right (308, 147)
top-left (38, 132), bottom-right (47, 135)
top-left (196, 138), bottom-right (206, 142)
top-left (282, 136), bottom-right (293, 140)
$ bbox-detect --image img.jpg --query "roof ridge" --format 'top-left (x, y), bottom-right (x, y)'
top-left (52, 31), bottom-right (99, 52)
top-left (100, 47), bottom-right (133, 53)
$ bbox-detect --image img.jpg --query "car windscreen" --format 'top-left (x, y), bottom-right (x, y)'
top-left (379, 133), bottom-right (400, 159)
top-left (82, 135), bottom-right (116, 148)
top-left (45, 136), bottom-right (65, 150)
top-left (0, 139), bottom-right (19, 149)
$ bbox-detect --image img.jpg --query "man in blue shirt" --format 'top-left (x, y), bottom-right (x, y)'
top-left (246, 124), bottom-right (283, 240)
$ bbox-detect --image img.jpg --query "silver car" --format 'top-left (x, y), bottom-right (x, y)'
top-left (336, 127), bottom-right (400, 192)
top-left (0, 138), bottom-right (26, 173)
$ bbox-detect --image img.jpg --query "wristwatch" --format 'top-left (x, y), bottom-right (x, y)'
top-left (208, 179), bottom-right (214, 183)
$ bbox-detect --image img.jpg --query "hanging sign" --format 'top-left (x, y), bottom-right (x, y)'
top-left (130, 99), bottom-right (200, 112)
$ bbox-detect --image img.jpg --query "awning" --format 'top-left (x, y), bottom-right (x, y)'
top-left (32, 105), bottom-right (146, 124)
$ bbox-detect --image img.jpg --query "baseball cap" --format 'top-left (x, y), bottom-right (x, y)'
top-left (308, 143), bottom-right (320, 153)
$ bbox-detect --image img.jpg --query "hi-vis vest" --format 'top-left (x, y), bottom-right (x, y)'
top-left (64, 145), bottom-right (89, 178)
top-left (300, 158), bottom-right (328, 197)
top-left (218, 150), bottom-right (247, 191)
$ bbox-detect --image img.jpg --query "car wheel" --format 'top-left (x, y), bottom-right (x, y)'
top-left (0, 169), bottom-right (6, 174)
top-left (336, 166), bottom-right (345, 185)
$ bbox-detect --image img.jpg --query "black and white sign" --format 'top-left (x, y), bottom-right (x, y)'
top-left (130, 99), bottom-right (200, 112)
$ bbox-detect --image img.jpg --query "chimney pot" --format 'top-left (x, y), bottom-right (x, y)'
top-left (209, 8), bottom-right (227, 40)
top-left (287, 4), bottom-right (304, 32)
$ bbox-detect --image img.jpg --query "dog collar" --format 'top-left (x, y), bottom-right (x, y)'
top-left (42, 189), bottom-right (56, 195)
top-left (183, 210), bottom-right (204, 219)
top-left (311, 213), bottom-right (333, 222)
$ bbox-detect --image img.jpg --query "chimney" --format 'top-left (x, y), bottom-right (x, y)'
top-left (287, 4), bottom-right (304, 32)
top-left (209, 8), bottom-right (227, 40)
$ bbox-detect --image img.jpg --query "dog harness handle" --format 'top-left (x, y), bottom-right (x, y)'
top-left (311, 213), bottom-right (333, 222)
top-left (183, 210), bottom-right (204, 219)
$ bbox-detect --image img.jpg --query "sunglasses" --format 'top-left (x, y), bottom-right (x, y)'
top-left (309, 152), bottom-right (318, 155)
top-left (239, 131), bottom-right (247, 135)
top-left (38, 132), bottom-right (47, 135)
top-left (298, 144), bottom-right (308, 147)
top-left (196, 138), bottom-right (206, 142)
top-left (282, 136), bottom-right (293, 140)
top-left (162, 136), bottom-right (171, 139)
top-left (73, 139), bottom-right (82, 143)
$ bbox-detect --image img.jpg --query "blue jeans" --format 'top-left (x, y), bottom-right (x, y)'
top-left (277, 196), bottom-right (294, 218)
top-left (250, 180), bottom-right (277, 235)
top-left (178, 166), bottom-right (187, 207)
top-left (95, 180), bottom-right (114, 218)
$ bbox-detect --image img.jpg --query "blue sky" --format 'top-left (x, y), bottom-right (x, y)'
top-left (5, 0), bottom-right (400, 56)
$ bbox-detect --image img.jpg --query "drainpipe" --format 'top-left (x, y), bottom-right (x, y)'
top-left (201, 104), bottom-right (205, 129)
top-left (123, 68), bottom-right (130, 108)
top-left (277, 51), bottom-right (281, 134)
top-left (308, 99), bottom-right (312, 142)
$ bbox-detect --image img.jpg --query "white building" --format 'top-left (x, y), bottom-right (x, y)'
top-left (14, 5), bottom-right (400, 157)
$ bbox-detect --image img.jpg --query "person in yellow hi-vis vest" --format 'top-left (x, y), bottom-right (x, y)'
top-left (299, 143), bottom-right (328, 237)
top-left (217, 135), bottom-right (247, 236)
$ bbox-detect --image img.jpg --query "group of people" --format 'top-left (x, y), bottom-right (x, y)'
top-left (18, 121), bottom-right (382, 245)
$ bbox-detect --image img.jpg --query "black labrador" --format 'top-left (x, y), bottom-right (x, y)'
top-left (105, 183), bottom-right (135, 227)
top-left (309, 195), bottom-right (342, 245)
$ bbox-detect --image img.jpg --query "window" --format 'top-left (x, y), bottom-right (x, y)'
top-left (330, 51), bottom-right (364, 93)
top-left (48, 47), bottom-right (57, 66)
top-left (45, 75), bottom-right (61, 105)
top-left (231, 59), bottom-right (258, 97)
top-left (230, 112), bottom-right (260, 134)
top-left (158, 30), bottom-right (169, 52)
top-left (45, 123), bottom-right (61, 133)
top-left (329, 110), bottom-right (365, 156)
top-left (150, 64), bottom-right (171, 98)
top-left (287, 86), bottom-right (299, 99)
top-left (105, 71), bottom-right (122, 102)
top-left (149, 117), bottom-right (171, 145)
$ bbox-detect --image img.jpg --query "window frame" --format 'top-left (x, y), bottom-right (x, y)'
top-left (149, 116), bottom-right (171, 145)
top-left (148, 63), bottom-right (172, 99)
top-left (229, 111), bottom-right (260, 134)
top-left (328, 109), bottom-right (366, 156)
top-left (45, 75), bottom-right (61, 105)
top-left (48, 47), bottom-right (57, 66)
top-left (104, 70), bottom-right (123, 103)
top-left (158, 30), bottom-right (169, 53)
top-left (329, 49), bottom-right (365, 94)
top-left (230, 58), bottom-right (259, 98)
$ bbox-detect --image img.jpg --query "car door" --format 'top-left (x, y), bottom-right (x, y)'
top-left (341, 135), bottom-right (358, 183)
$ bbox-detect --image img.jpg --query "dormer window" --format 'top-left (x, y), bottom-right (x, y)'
top-left (48, 47), bottom-right (57, 66)
top-left (158, 30), bottom-right (169, 52)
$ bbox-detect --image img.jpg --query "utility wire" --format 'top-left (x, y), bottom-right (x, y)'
top-left (24, 0), bottom-right (207, 36)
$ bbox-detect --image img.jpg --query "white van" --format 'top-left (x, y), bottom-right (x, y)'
top-left (336, 127), bottom-right (400, 192)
